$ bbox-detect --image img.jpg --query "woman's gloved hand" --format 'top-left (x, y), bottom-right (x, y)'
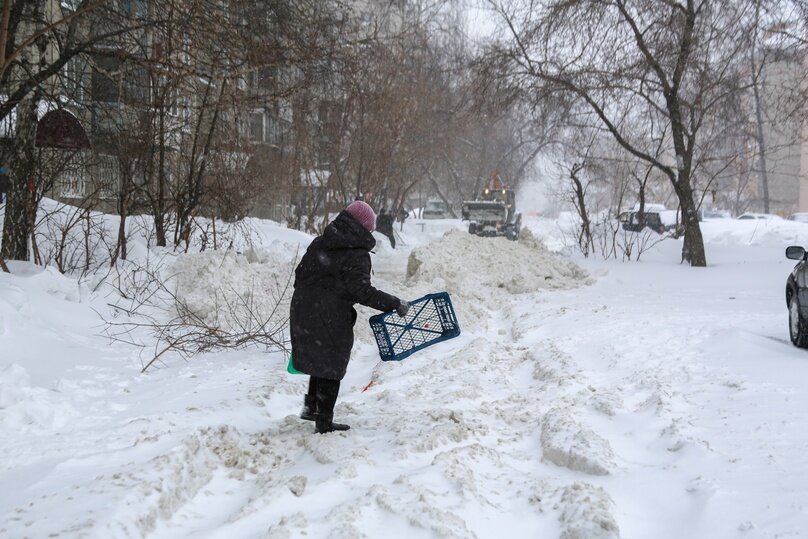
top-left (396, 300), bottom-right (410, 317)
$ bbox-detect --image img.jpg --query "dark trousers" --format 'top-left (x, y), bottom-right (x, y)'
top-left (307, 376), bottom-right (341, 417)
top-left (383, 231), bottom-right (395, 248)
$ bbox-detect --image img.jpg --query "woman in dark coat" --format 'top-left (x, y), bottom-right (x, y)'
top-left (290, 200), bottom-right (409, 433)
top-left (376, 208), bottom-right (396, 248)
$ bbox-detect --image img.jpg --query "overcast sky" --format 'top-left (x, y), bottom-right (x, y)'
top-left (463, 0), bottom-right (500, 43)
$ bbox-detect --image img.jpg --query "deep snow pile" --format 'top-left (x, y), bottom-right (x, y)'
top-left (169, 247), bottom-right (296, 334)
top-left (0, 265), bottom-right (90, 432)
top-left (406, 228), bottom-right (591, 296)
top-left (0, 362), bottom-right (80, 431)
top-left (700, 217), bottom-right (808, 247)
top-left (356, 227), bottom-right (592, 339)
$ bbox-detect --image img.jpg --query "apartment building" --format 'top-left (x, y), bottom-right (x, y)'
top-left (1, 0), bottom-right (298, 221)
top-left (757, 44), bottom-right (803, 216)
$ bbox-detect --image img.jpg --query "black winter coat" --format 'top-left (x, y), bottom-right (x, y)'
top-left (376, 212), bottom-right (394, 235)
top-left (290, 210), bottom-right (400, 380)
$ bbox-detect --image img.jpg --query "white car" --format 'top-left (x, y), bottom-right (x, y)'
top-left (701, 209), bottom-right (730, 219)
top-left (736, 212), bottom-right (783, 220)
top-left (789, 213), bottom-right (808, 223)
top-left (422, 200), bottom-right (451, 219)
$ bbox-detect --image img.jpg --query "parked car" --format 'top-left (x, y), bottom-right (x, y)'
top-left (785, 246), bottom-right (808, 347)
top-left (789, 213), bottom-right (808, 223)
top-left (701, 209), bottom-right (731, 219)
top-left (618, 209), bottom-right (677, 234)
top-left (737, 212), bottom-right (783, 220)
top-left (422, 200), bottom-right (451, 219)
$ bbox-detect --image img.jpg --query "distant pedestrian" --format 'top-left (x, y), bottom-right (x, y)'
top-left (376, 208), bottom-right (396, 248)
top-left (289, 201), bottom-right (409, 433)
top-left (397, 207), bottom-right (408, 230)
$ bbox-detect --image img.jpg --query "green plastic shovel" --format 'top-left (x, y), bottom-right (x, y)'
top-left (287, 352), bottom-right (303, 375)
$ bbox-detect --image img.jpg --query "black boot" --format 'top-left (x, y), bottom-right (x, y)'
top-left (300, 394), bottom-right (316, 421)
top-left (315, 412), bottom-right (350, 433)
top-left (314, 378), bottom-right (350, 434)
top-left (300, 377), bottom-right (318, 421)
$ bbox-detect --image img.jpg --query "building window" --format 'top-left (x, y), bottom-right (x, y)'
top-left (96, 154), bottom-right (119, 199)
top-left (184, 95), bottom-right (191, 120)
top-left (91, 55), bottom-right (120, 103)
top-left (249, 111), bottom-right (265, 142)
top-left (59, 152), bottom-right (87, 198)
top-left (151, 76), bottom-right (191, 121)
top-left (267, 115), bottom-right (280, 144)
top-left (123, 63), bottom-right (149, 105)
top-left (167, 85), bottom-right (180, 116)
top-left (64, 56), bottom-right (86, 103)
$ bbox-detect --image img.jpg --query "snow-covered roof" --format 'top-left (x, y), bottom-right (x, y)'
top-left (737, 212), bottom-right (784, 220)
top-left (658, 209), bottom-right (680, 226)
top-left (631, 203), bottom-right (667, 212)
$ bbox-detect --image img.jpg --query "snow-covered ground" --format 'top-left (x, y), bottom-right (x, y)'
top-left (2, 213), bottom-right (808, 538)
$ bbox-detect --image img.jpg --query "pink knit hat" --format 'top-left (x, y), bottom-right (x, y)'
top-left (345, 200), bottom-right (376, 232)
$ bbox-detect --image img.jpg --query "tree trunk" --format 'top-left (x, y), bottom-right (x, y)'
top-left (752, 65), bottom-right (770, 213)
top-left (29, 186), bottom-right (42, 266)
top-left (750, 2), bottom-right (770, 214)
top-left (1, 93), bottom-right (37, 261)
top-left (113, 201), bottom-right (128, 266)
top-left (637, 184), bottom-right (646, 229)
top-left (84, 208), bottom-right (91, 272)
top-left (570, 164), bottom-right (592, 256)
top-left (155, 111), bottom-right (167, 247)
top-left (1, 0), bottom-right (46, 262)
top-left (212, 216), bottom-right (217, 250)
top-left (675, 176), bottom-right (706, 266)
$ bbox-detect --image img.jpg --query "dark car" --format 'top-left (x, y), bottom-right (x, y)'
top-left (618, 210), bottom-right (669, 234)
top-left (785, 245), bottom-right (808, 347)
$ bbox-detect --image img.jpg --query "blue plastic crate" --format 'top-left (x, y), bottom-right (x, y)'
top-left (369, 292), bottom-right (461, 361)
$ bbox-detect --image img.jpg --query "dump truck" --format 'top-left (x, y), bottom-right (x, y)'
top-left (461, 174), bottom-right (521, 241)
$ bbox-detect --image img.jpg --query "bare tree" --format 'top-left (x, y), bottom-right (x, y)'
top-left (484, 0), bottom-right (806, 266)
top-left (1, 0), bottom-right (151, 261)
top-left (569, 161), bottom-right (593, 256)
